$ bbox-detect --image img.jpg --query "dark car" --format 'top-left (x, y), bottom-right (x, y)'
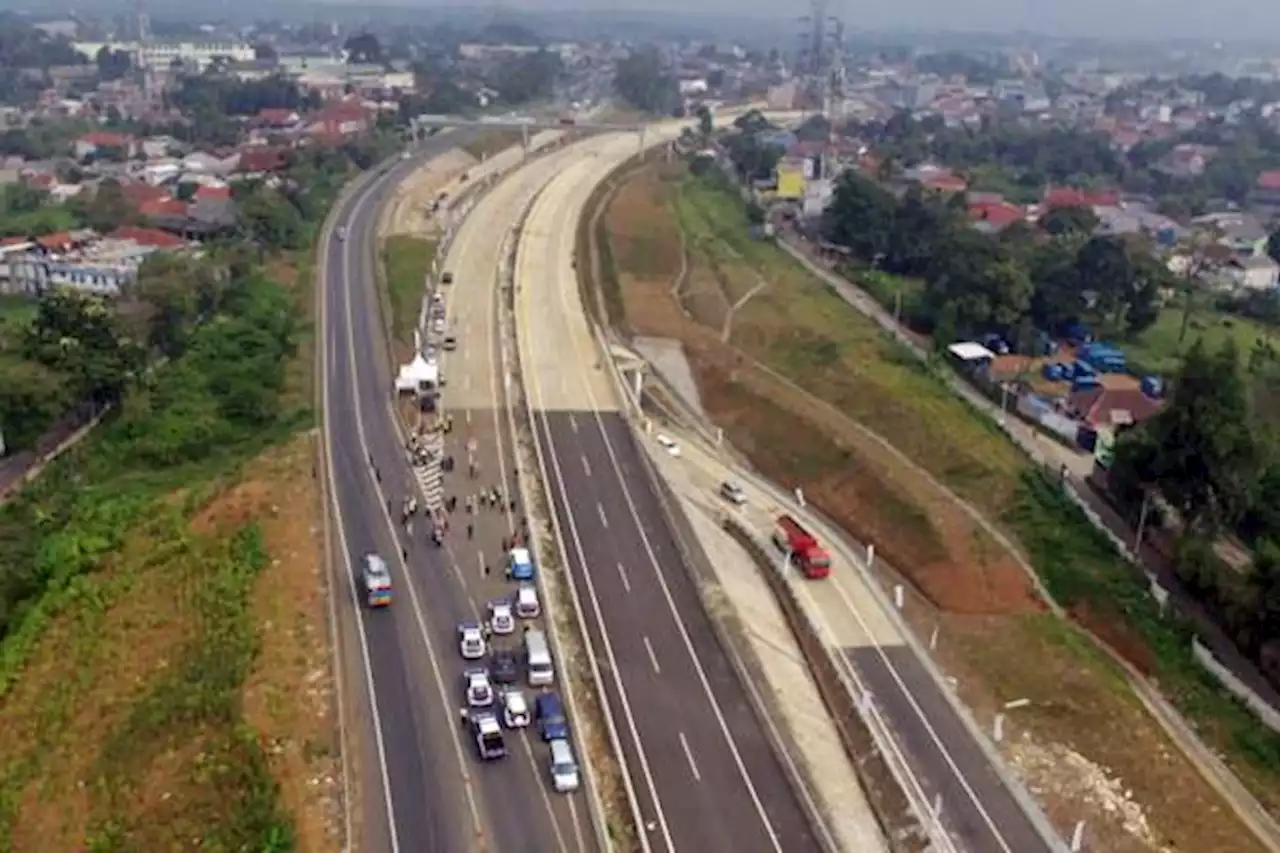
top-left (535, 691), bottom-right (568, 741)
top-left (441, 272), bottom-right (454, 285)
top-left (490, 648), bottom-right (520, 685)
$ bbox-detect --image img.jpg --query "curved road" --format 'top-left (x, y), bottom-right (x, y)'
top-left (515, 124), bottom-right (1058, 853)
top-left (515, 130), bottom-right (823, 853)
top-left (319, 133), bottom-right (589, 853)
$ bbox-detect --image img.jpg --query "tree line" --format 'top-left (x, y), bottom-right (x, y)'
top-left (821, 171), bottom-right (1171, 344)
top-left (858, 111), bottom-right (1280, 214)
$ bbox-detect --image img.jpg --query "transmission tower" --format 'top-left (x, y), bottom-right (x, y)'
top-left (796, 0), bottom-right (846, 180)
top-left (135, 0), bottom-right (155, 99)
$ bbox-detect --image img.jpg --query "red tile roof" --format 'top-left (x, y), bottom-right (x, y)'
top-left (236, 147), bottom-right (291, 173)
top-left (193, 184), bottom-right (231, 201)
top-left (0, 236), bottom-right (29, 248)
top-left (119, 181), bottom-right (171, 206)
top-left (79, 131), bottom-right (133, 148)
top-left (109, 226), bottom-right (187, 249)
top-left (968, 200), bottom-right (1026, 228)
top-left (1067, 387), bottom-right (1163, 428)
top-left (257, 108), bottom-right (299, 125)
top-left (138, 198), bottom-right (187, 218)
top-left (920, 172), bottom-right (968, 193)
top-left (1257, 170), bottom-right (1280, 191)
top-left (36, 232), bottom-right (75, 251)
top-left (1043, 186), bottom-right (1119, 209)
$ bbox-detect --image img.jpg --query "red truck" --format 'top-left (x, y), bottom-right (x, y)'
top-left (772, 515), bottom-right (831, 579)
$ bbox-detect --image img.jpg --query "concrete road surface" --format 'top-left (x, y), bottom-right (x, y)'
top-left (319, 133), bottom-right (588, 853)
top-left (515, 131), bottom-right (823, 853)
top-left (427, 135), bottom-right (606, 853)
top-left (651, 433), bottom-right (1058, 853)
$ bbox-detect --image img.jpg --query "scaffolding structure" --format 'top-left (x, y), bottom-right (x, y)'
top-left (795, 0), bottom-right (847, 180)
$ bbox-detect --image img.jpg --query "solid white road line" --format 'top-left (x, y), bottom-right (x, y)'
top-left (642, 635), bottom-right (662, 675)
top-left (341, 181), bottom-right (488, 848)
top-left (544, 164), bottom-right (786, 852)
top-left (319, 203), bottom-right (402, 853)
top-left (678, 732), bottom-right (702, 782)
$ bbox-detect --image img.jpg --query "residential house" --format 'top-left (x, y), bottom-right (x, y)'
top-left (6, 227), bottom-right (186, 296)
top-left (1094, 205), bottom-right (1185, 247)
top-left (968, 199), bottom-right (1027, 234)
top-left (1156, 143), bottom-right (1217, 178)
top-left (1066, 386), bottom-right (1163, 437)
top-left (234, 147), bottom-right (291, 177)
top-left (182, 150), bottom-right (240, 177)
top-left (74, 131), bottom-right (138, 161)
top-left (1042, 186), bottom-right (1120, 209)
top-left (254, 108), bottom-right (302, 131)
top-left (139, 136), bottom-right (179, 159)
top-left (305, 102), bottom-right (371, 140)
top-left (1256, 170), bottom-right (1280, 214)
top-left (1219, 256), bottom-right (1280, 292)
top-left (1196, 212), bottom-right (1270, 257)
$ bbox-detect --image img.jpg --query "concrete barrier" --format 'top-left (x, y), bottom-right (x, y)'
top-left (716, 516), bottom-right (929, 853)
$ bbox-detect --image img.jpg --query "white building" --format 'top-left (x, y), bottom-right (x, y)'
top-left (72, 40), bottom-right (255, 72)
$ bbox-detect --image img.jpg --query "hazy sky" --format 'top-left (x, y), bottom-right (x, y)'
top-left (463, 0), bottom-right (1280, 41)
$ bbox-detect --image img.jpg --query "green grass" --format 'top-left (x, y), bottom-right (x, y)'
top-left (382, 235), bottom-right (437, 348)
top-left (1124, 301), bottom-right (1275, 376)
top-left (671, 169), bottom-right (1030, 512)
top-left (0, 264), bottom-right (305, 850)
top-left (1008, 471), bottom-right (1280, 812)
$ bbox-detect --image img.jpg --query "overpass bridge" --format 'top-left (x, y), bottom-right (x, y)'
top-left (412, 115), bottom-right (644, 133)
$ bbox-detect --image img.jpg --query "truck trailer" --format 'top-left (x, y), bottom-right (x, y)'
top-left (772, 515), bottom-right (831, 579)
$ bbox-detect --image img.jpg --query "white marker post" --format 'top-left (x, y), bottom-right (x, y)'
top-left (1070, 821), bottom-right (1086, 852)
top-left (794, 487), bottom-right (805, 508)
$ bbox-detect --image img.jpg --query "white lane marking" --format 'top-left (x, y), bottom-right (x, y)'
top-left (548, 220), bottom-right (785, 852)
top-left (568, 412), bottom-right (578, 433)
top-left (477, 550), bottom-right (486, 580)
top-left (642, 635), bottom-right (661, 675)
top-left (340, 182), bottom-right (488, 849)
top-left (596, 502), bottom-right (609, 529)
top-left (518, 192), bottom-right (674, 851)
top-left (616, 562), bottom-right (632, 594)
top-left (581, 455), bottom-right (592, 477)
top-left (318, 212), bottom-right (402, 853)
top-left (678, 732), bottom-right (701, 782)
top-left (466, 408), bottom-right (473, 424)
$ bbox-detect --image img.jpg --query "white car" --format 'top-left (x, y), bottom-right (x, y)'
top-left (464, 668), bottom-right (495, 708)
top-left (458, 621), bottom-right (486, 660)
top-left (489, 600), bottom-right (515, 635)
top-left (656, 434), bottom-right (681, 457)
top-left (719, 481), bottom-right (747, 506)
top-left (514, 584), bottom-right (541, 619)
top-left (502, 689), bottom-right (531, 728)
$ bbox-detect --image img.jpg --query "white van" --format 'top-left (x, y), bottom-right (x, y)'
top-left (524, 628), bottom-right (555, 687)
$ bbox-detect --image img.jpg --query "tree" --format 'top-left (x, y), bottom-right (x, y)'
top-left (343, 33), bottom-right (383, 65)
top-left (696, 105), bottom-right (713, 139)
top-left (95, 46), bottom-right (132, 82)
top-left (70, 179), bottom-right (137, 232)
top-left (252, 42), bottom-right (277, 61)
top-left (237, 186), bottom-right (306, 251)
top-left (23, 290), bottom-right (144, 405)
top-left (1268, 228), bottom-right (1280, 265)
top-left (613, 47), bottom-right (679, 115)
top-left (0, 359), bottom-right (71, 450)
top-left (1039, 205), bottom-right (1099, 237)
top-left (1120, 339), bottom-right (1259, 533)
top-left (822, 172), bottom-right (897, 261)
top-left (488, 49), bottom-right (561, 105)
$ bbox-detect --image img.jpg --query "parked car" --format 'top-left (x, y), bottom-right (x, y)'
top-left (458, 621), bottom-right (486, 660)
top-left (464, 668), bottom-right (495, 708)
top-left (490, 648), bottom-right (520, 685)
top-left (502, 690), bottom-right (531, 728)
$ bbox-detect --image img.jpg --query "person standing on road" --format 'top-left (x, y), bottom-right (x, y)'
top-left (467, 522), bottom-right (474, 540)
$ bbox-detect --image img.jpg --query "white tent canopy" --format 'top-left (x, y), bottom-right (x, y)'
top-left (395, 353), bottom-right (439, 393)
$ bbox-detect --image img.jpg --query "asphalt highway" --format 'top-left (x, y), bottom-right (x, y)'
top-left (516, 133), bottom-right (822, 853)
top-left (319, 131), bottom-right (587, 853)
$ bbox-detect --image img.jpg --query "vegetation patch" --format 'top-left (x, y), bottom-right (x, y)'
top-left (461, 131), bottom-right (522, 161)
top-left (0, 247), bottom-right (327, 851)
top-left (594, 159), bottom-right (1276, 849)
top-left (382, 235), bottom-right (437, 350)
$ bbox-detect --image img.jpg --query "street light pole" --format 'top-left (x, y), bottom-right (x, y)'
top-left (1134, 490), bottom-right (1152, 554)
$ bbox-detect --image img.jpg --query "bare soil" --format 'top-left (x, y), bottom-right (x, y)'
top-left (596, 163), bottom-right (1266, 853)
